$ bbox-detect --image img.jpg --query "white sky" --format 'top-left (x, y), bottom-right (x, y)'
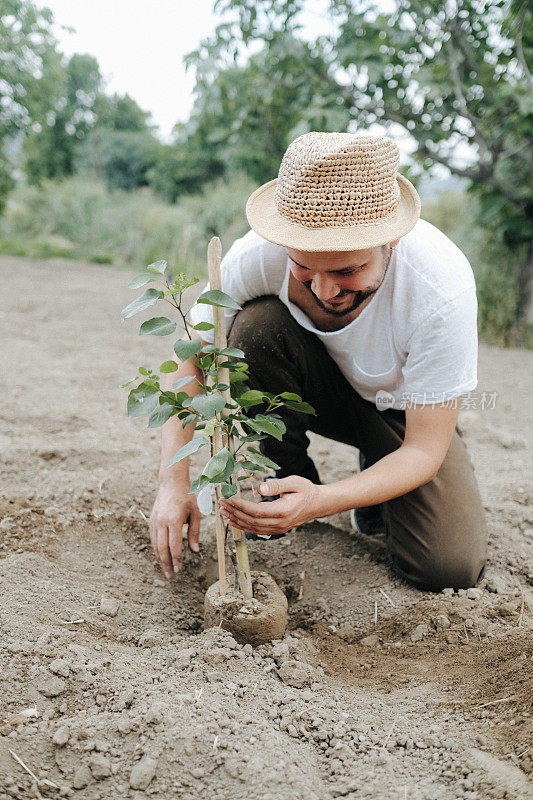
top-left (45, 0), bottom-right (337, 142)
top-left (46, 0), bottom-right (219, 140)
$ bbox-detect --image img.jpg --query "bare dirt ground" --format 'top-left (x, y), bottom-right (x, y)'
top-left (1, 254), bottom-right (532, 800)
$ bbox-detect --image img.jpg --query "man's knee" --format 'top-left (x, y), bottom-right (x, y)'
top-left (419, 551), bottom-right (485, 592)
top-left (228, 296), bottom-right (290, 352)
top-left (391, 541), bottom-right (487, 592)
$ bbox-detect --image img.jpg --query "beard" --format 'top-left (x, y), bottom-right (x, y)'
top-left (302, 247), bottom-right (391, 317)
top-left (304, 284), bottom-right (378, 316)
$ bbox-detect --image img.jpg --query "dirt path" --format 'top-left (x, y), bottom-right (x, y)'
top-left (1, 255), bottom-right (532, 800)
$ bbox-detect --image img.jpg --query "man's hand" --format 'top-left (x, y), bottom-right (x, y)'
top-left (219, 476), bottom-right (322, 536)
top-left (149, 484), bottom-right (201, 579)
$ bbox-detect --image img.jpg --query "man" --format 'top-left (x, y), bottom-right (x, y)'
top-left (150, 131), bottom-right (487, 591)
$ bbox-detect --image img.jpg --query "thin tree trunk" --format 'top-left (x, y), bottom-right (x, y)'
top-left (516, 238), bottom-right (533, 330)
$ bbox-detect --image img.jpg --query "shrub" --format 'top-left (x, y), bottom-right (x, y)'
top-left (0, 173), bottom-right (254, 275)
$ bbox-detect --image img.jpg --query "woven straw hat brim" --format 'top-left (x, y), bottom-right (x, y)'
top-left (246, 173), bottom-right (421, 252)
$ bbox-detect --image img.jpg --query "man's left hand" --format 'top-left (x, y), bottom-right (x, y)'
top-left (218, 476), bottom-right (321, 536)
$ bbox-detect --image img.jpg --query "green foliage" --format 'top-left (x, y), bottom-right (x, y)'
top-left (197, 289), bottom-right (242, 310)
top-left (77, 128), bottom-right (160, 191)
top-left (179, 26), bottom-right (351, 192)
top-left (148, 137), bottom-right (225, 202)
top-left (0, 0), bottom-right (158, 207)
top-left (0, 234), bottom-right (75, 260)
top-left (120, 288), bottom-right (164, 321)
top-left (92, 92), bottom-right (153, 132)
top-left (173, 173), bottom-right (256, 248)
top-left (24, 53), bottom-right (103, 184)
top-left (0, 173), bottom-right (251, 271)
top-left (0, 0), bottom-right (63, 209)
top-left (121, 261), bottom-right (315, 501)
top-left (168, 436), bottom-right (209, 466)
top-left (174, 339), bottom-right (202, 361)
top-left (422, 190), bottom-right (527, 345)
top-left (139, 317), bottom-right (177, 336)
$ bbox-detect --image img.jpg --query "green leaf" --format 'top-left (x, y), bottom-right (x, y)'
top-left (140, 317), bottom-right (177, 336)
top-left (146, 259), bottom-right (167, 274)
top-left (241, 460), bottom-right (267, 472)
top-left (203, 418), bottom-right (217, 437)
top-left (169, 390), bottom-right (189, 404)
top-left (127, 389), bottom-right (159, 418)
top-left (280, 391), bottom-right (302, 402)
top-left (128, 272), bottom-right (156, 289)
top-left (221, 346), bottom-right (245, 358)
top-left (203, 447), bottom-right (235, 483)
top-left (198, 354), bottom-right (215, 370)
top-left (160, 360), bottom-right (179, 373)
top-left (181, 413), bottom-right (197, 428)
top-left (237, 389), bottom-right (265, 407)
top-left (174, 338), bottom-right (202, 361)
top-left (148, 402), bottom-right (175, 428)
top-left (245, 418), bottom-right (283, 440)
top-left (245, 414), bottom-right (286, 440)
top-left (193, 321), bottom-right (215, 331)
top-left (121, 288), bottom-right (164, 322)
top-left (284, 400), bottom-right (316, 415)
top-left (121, 376), bottom-right (137, 388)
top-left (171, 375), bottom-right (196, 390)
top-left (201, 344), bottom-right (221, 354)
top-left (197, 289), bottom-right (242, 311)
top-left (169, 274), bottom-right (199, 292)
top-left (137, 377), bottom-right (159, 392)
top-left (221, 483), bottom-right (238, 498)
top-left (246, 448), bottom-right (280, 470)
top-left (168, 435), bottom-right (209, 467)
top-left (191, 392), bottom-right (226, 418)
top-left (261, 414), bottom-right (286, 434)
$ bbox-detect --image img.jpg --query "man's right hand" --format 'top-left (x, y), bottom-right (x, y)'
top-left (149, 483), bottom-right (201, 579)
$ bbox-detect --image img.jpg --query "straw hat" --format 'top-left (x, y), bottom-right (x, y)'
top-left (246, 131), bottom-right (421, 252)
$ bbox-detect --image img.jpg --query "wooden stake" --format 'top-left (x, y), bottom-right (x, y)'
top-left (207, 237), bottom-right (253, 600)
top-left (211, 426), bottom-right (227, 597)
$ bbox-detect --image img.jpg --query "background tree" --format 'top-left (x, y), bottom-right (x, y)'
top-left (187, 0), bottom-right (533, 341)
top-left (0, 0), bottom-right (63, 210)
top-left (151, 29), bottom-right (351, 203)
top-left (77, 93), bottom-right (159, 191)
top-left (93, 93), bottom-right (152, 132)
top-left (24, 53), bottom-right (102, 183)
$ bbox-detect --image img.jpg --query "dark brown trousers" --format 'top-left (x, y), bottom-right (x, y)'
top-left (228, 296), bottom-right (487, 592)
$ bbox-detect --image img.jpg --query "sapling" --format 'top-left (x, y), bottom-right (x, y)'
top-left (120, 236), bottom-right (314, 601)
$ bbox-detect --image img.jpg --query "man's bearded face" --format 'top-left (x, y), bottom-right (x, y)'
top-left (287, 244), bottom-right (393, 317)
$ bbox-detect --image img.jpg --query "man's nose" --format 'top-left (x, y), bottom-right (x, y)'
top-left (311, 273), bottom-right (340, 300)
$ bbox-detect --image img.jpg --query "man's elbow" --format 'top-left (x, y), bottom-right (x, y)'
top-left (423, 454), bottom-right (447, 484)
top-left (405, 446), bottom-right (445, 486)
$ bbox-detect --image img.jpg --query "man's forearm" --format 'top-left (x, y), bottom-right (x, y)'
top-left (158, 358), bottom-right (205, 487)
top-left (316, 444), bottom-right (439, 517)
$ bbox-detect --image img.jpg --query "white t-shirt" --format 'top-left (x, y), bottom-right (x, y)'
top-left (189, 219), bottom-right (478, 410)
